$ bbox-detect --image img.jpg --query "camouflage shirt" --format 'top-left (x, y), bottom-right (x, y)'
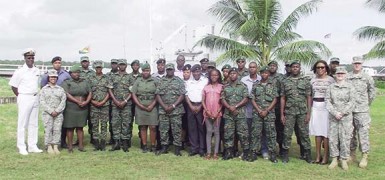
top-left (80, 69), bottom-right (96, 82)
top-left (347, 71), bottom-right (376, 112)
top-left (155, 76), bottom-right (186, 115)
top-left (251, 79), bottom-right (278, 113)
top-left (221, 80), bottom-right (249, 119)
top-left (237, 68), bottom-right (249, 79)
top-left (39, 84), bottom-right (67, 114)
top-left (325, 81), bottom-right (356, 117)
top-left (108, 72), bottom-right (133, 106)
top-left (281, 76), bottom-right (311, 115)
top-left (89, 74), bottom-right (110, 106)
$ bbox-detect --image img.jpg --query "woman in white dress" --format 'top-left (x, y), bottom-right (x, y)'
top-left (309, 60), bottom-right (335, 164)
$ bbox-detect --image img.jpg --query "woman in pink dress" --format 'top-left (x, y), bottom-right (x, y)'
top-left (202, 69), bottom-right (223, 160)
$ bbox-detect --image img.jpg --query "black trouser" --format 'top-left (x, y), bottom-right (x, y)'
top-left (187, 103), bottom-right (205, 153)
top-left (109, 99), bottom-right (113, 140)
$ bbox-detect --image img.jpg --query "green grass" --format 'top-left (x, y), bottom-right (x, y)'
top-left (0, 77), bottom-right (14, 97)
top-left (1, 89), bottom-right (385, 179)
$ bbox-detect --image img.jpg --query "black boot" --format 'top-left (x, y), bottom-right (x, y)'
top-left (127, 139), bottom-right (132, 148)
top-left (93, 139), bottom-right (100, 151)
top-left (141, 144), bottom-right (149, 153)
top-left (90, 134), bottom-right (95, 145)
top-left (150, 145), bottom-right (156, 152)
top-left (278, 144), bottom-right (284, 157)
top-left (122, 140), bottom-right (129, 152)
top-left (108, 138), bottom-right (115, 145)
top-left (282, 149), bottom-right (289, 163)
top-left (109, 139), bottom-right (121, 151)
top-left (175, 146), bottom-right (182, 156)
top-left (304, 149), bottom-right (312, 163)
top-left (156, 145), bottom-right (169, 155)
top-left (270, 151), bottom-right (278, 163)
top-left (248, 151), bottom-right (258, 162)
top-left (99, 140), bottom-right (106, 151)
top-left (299, 145), bottom-right (305, 160)
top-left (222, 148), bottom-right (234, 160)
top-left (242, 149), bottom-right (250, 161)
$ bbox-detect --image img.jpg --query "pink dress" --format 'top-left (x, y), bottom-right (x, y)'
top-left (203, 84), bottom-right (223, 125)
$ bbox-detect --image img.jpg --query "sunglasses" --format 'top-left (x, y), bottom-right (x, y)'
top-left (316, 66), bottom-right (325, 69)
top-left (237, 60), bottom-right (245, 63)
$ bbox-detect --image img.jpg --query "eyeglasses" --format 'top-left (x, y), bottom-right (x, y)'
top-left (316, 66), bottom-right (325, 69)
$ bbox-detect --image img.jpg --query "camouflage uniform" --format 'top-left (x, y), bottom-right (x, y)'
top-left (281, 76), bottom-right (312, 151)
top-left (155, 76), bottom-right (186, 147)
top-left (237, 68), bottom-right (249, 80)
top-left (250, 79), bottom-right (278, 152)
top-left (89, 74), bottom-right (110, 141)
top-left (106, 70), bottom-right (119, 141)
top-left (40, 84), bottom-right (67, 145)
top-left (80, 68), bottom-right (96, 139)
top-left (270, 72), bottom-right (285, 151)
top-left (347, 71), bottom-right (375, 153)
top-left (108, 72), bottom-right (133, 141)
top-left (326, 81), bottom-right (356, 159)
top-left (221, 81), bottom-right (250, 151)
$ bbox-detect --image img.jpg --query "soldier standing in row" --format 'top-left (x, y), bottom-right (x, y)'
top-left (39, 70), bottom-right (67, 155)
top-left (200, 58), bottom-right (209, 77)
top-left (221, 67), bottom-right (249, 161)
top-left (221, 64), bottom-right (231, 84)
top-left (326, 66), bottom-right (356, 170)
top-left (89, 61), bottom-right (110, 151)
top-left (152, 59), bottom-right (166, 79)
top-left (280, 61), bottom-right (312, 163)
top-left (250, 66), bottom-right (279, 163)
top-left (108, 59), bottom-right (133, 152)
top-left (155, 63), bottom-right (186, 156)
top-left (129, 60), bottom-right (142, 147)
top-left (236, 57), bottom-right (249, 79)
top-left (347, 56), bottom-right (376, 168)
top-left (106, 59), bottom-right (119, 145)
top-left (329, 57), bottom-right (340, 78)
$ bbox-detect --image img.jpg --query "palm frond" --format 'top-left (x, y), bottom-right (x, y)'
top-left (208, 0), bottom-right (248, 34)
top-left (366, 0), bottom-right (385, 13)
top-left (354, 26), bottom-right (385, 41)
top-left (363, 40), bottom-right (385, 59)
top-left (194, 34), bottom-right (250, 52)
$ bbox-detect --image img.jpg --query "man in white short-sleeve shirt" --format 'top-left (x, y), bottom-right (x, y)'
top-left (9, 49), bottom-right (43, 155)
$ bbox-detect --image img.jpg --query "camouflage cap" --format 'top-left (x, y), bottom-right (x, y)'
top-left (352, 56), bottom-right (363, 64)
top-left (93, 60), bottom-right (104, 68)
top-left (166, 63), bottom-right (175, 70)
top-left (259, 66), bottom-right (270, 73)
top-left (23, 48), bottom-right (35, 56)
top-left (336, 66), bottom-right (347, 74)
top-left (200, 58), bottom-right (209, 63)
top-left (330, 57), bottom-right (340, 63)
top-left (290, 61), bottom-right (300, 67)
top-left (51, 56), bottom-right (62, 64)
top-left (47, 69), bottom-right (58, 77)
top-left (141, 62), bottom-right (151, 70)
top-left (118, 59), bottom-right (127, 65)
top-left (207, 61), bottom-right (216, 68)
top-left (80, 56), bottom-right (89, 62)
top-left (70, 64), bottom-right (82, 72)
top-left (111, 59), bottom-right (118, 63)
top-left (191, 64), bottom-right (202, 72)
top-left (268, 61), bottom-right (278, 66)
top-left (131, 59), bottom-right (140, 66)
top-left (221, 64), bottom-right (231, 71)
top-left (182, 64), bottom-right (191, 71)
top-left (156, 58), bottom-right (166, 64)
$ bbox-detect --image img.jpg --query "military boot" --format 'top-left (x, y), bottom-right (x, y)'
top-left (282, 149), bottom-right (289, 163)
top-left (359, 153), bottom-right (368, 168)
top-left (222, 148), bottom-right (234, 160)
top-left (270, 151), bottom-right (278, 163)
top-left (248, 151), bottom-right (258, 162)
top-left (156, 145), bottom-right (169, 155)
top-left (99, 140), bottom-right (106, 151)
top-left (174, 146), bottom-right (182, 156)
top-left (299, 145), bottom-right (305, 160)
top-left (141, 144), bottom-right (149, 153)
top-left (109, 140), bottom-right (121, 151)
top-left (150, 145), bottom-right (157, 152)
top-left (122, 140), bottom-right (129, 152)
top-left (108, 138), bottom-right (115, 145)
top-left (127, 139), bottom-right (132, 148)
top-left (304, 149), bottom-right (313, 163)
top-left (47, 145), bottom-right (54, 154)
top-left (242, 149), bottom-right (250, 161)
top-left (341, 159), bottom-right (349, 170)
top-left (53, 145), bottom-right (60, 155)
top-left (93, 139), bottom-right (100, 151)
top-left (328, 157), bottom-right (338, 169)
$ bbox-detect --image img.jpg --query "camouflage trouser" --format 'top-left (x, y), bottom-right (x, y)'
top-left (350, 112), bottom-right (371, 153)
top-left (223, 116), bottom-right (249, 150)
top-left (159, 114), bottom-right (182, 146)
top-left (283, 113), bottom-right (311, 150)
top-left (91, 106), bottom-right (109, 141)
top-left (111, 105), bottom-right (132, 140)
top-left (251, 112), bottom-right (276, 152)
top-left (329, 113), bottom-right (353, 159)
top-left (42, 112), bottom-right (63, 146)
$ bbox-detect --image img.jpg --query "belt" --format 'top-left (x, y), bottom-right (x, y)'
top-left (191, 102), bottom-right (202, 105)
top-left (73, 96), bottom-right (86, 102)
top-left (20, 93), bottom-right (37, 96)
top-left (138, 95), bottom-right (155, 100)
top-left (313, 98), bottom-right (325, 102)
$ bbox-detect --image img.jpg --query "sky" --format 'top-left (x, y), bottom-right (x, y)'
top-left (0, 0), bottom-right (384, 66)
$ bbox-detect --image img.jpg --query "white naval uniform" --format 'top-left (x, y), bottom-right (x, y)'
top-left (9, 64), bottom-right (41, 152)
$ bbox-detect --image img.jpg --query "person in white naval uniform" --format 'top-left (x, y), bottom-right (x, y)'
top-left (9, 49), bottom-right (43, 155)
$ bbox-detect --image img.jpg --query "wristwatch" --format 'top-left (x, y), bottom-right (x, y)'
top-left (172, 104), bottom-right (176, 109)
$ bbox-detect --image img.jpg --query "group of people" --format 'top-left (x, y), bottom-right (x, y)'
top-left (10, 49), bottom-right (375, 170)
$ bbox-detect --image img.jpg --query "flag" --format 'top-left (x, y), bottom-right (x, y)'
top-left (79, 46), bottom-right (90, 54)
top-left (324, 33), bottom-right (331, 39)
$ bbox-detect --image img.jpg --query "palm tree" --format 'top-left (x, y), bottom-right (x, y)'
top-left (195, 0), bottom-right (331, 66)
top-left (354, 0), bottom-right (385, 59)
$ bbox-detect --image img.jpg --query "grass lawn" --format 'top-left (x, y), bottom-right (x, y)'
top-left (1, 80), bottom-right (385, 179)
top-left (0, 77), bottom-right (14, 97)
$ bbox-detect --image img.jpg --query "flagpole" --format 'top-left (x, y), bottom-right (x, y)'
top-left (149, 0), bottom-right (154, 69)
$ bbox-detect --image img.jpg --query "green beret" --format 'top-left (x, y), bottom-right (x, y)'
top-left (207, 61), bottom-right (216, 68)
top-left (111, 59), bottom-right (118, 63)
top-left (290, 61), bottom-right (300, 67)
top-left (141, 63), bottom-right (151, 70)
top-left (221, 64), bottom-right (231, 71)
top-left (236, 57), bottom-right (246, 63)
top-left (228, 67), bottom-right (237, 73)
top-left (131, 59), bottom-right (140, 66)
top-left (118, 59), bottom-right (127, 65)
top-left (268, 61), bottom-right (278, 66)
top-left (93, 60), bottom-right (103, 68)
top-left (166, 63), bottom-right (175, 70)
top-left (156, 59), bottom-right (166, 64)
top-left (259, 66), bottom-right (270, 73)
top-left (70, 64), bottom-right (82, 72)
top-left (80, 56), bottom-right (89, 62)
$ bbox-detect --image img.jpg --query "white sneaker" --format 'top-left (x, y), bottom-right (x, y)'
top-left (19, 149), bottom-right (29, 155)
top-left (28, 147), bottom-right (43, 153)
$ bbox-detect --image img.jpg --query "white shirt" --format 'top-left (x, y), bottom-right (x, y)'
top-left (185, 76), bottom-right (208, 103)
top-left (241, 75), bottom-right (262, 119)
top-left (9, 64), bottom-right (40, 94)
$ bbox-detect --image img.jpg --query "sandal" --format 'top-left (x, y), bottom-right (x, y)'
top-left (212, 154), bottom-right (219, 160)
top-left (313, 157), bottom-right (322, 164)
top-left (205, 154), bottom-right (211, 160)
